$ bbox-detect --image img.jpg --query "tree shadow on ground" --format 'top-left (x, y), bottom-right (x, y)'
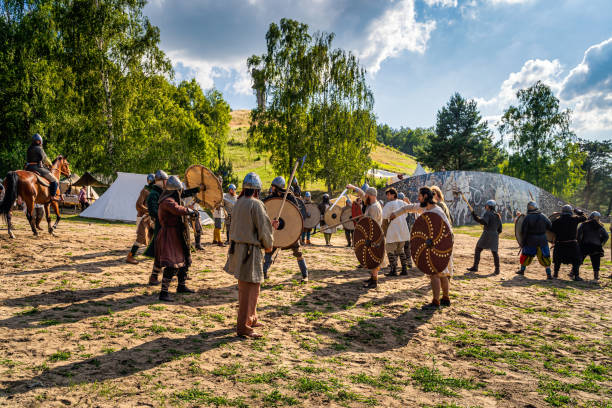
top-left (452, 270), bottom-right (498, 281)
top-left (313, 305), bottom-right (437, 355)
top-left (69, 249), bottom-right (127, 261)
top-left (0, 328), bottom-right (237, 397)
top-left (2, 283), bottom-right (143, 307)
top-left (8, 257), bottom-right (127, 276)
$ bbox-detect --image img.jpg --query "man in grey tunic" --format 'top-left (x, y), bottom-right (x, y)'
top-left (467, 200), bottom-right (502, 275)
top-left (224, 172), bottom-right (274, 338)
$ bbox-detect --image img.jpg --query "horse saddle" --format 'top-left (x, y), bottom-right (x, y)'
top-left (23, 164), bottom-right (51, 187)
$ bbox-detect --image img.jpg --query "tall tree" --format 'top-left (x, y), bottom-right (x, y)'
top-left (376, 124), bottom-right (433, 156)
top-left (499, 81), bottom-right (584, 198)
top-left (416, 93), bottom-right (504, 171)
top-left (576, 139), bottom-right (612, 210)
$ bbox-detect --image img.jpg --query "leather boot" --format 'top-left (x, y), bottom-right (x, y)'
top-left (399, 252), bottom-right (409, 275)
top-left (493, 251), bottom-right (500, 275)
top-left (195, 233), bottom-right (203, 250)
top-left (176, 268), bottom-right (194, 292)
top-left (126, 253), bottom-right (139, 265)
top-left (467, 247), bottom-right (481, 272)
top-left (159, 291), bottom-right (173, 302)
top-left (594, 270), bottom-right (599, 281)
top-left (148, 267), bottom-right (161, 285)
top-left (298, 259), bottom-right (308, 282)
top-left (386, 253), bottom-right (398, 276)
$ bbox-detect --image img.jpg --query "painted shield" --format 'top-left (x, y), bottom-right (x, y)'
top-left (303, 203), bottom-right (320, 229)
top-left (514, 214), bottom-right (526, 247)
top-left (324, 204), bottom-right (343, 227)
top-left (354, 217), bottom-right (386, 269)
top-left (184, 164), bottom-right (223, 210)
top-left (410, 212), bottom-right (453, 275)
top-left (341, 206), bottom-right (355, 230)
top-left (547, 212), bottom-right (560, 243)
top-left (264, 197), bottom-right (304, 249)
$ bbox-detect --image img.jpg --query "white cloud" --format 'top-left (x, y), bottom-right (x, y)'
top-left (359, 0), bottom-right (436, 73)
top-left (474, 36), bottom-right (612, 134)
top-left (423, 0), bottom-right (458, 7)
top-left (486, 0), bottom-right (532, 4)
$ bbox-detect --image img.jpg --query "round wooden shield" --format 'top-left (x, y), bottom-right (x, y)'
top-left (341, 206), bottom-right (355, 230)
top-left (547, 212), bottom-right (560, 243)
top-left (514, 214), bottom-right (525, 247)
top-left (410, 212), bottom-right (453, 276)
top-left (324, 205), bottom-right (343, 228)
top-left (303, 203), bottom-right (320, 229)
top-left (184, 165), bottom-right (223, 210)
top-left (354, 217), bottom-right (386, 269)
top-left (264, 197), bottom-right (303, 249)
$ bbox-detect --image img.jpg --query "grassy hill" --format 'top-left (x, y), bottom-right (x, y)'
top-left (226, 110), bottom-right (418, 193)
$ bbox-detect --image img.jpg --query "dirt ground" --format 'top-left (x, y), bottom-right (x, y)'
top-left (0, 213), bottom-right (610, 408)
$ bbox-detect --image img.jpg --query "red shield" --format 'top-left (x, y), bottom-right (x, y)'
top-left (354, 217), bottom-right (386, 269)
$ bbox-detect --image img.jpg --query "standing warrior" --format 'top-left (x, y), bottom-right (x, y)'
top-left (578, 212), bottom-right (609, 281)
top-left (262, 176), bottom-right (309, 282)
top-left (551, 205), bottom-right (586, 280)
top-left (344, 198), bottom-right (354, 247)
top-left (145, 170), bottom-right (168, 285)
top-left (391, 187), bottom-right (453, 308)
top-left (467, 199), bottom-right (502, 275)
top-left (516, 201), bottom-right (553, 279)
top-left (318, 194), bottom-right (335, 246)
top-left (223, 184), bottom-right (237, 244)
top-left (397, 193), bottom-right (414, 269)
top-left (212, 203), bottom-right (227, 246)
top-left (155, 176), bottom-right (198, 301)
top-left (382, 188), bottom-right (411, 276)
top-left (346, 184), bottom-right (383, 289)
top-left (182, 195), bottom-right (204, 250)
top-left (224, 172), bottom-right (274, 338)
top-left (25, 134), bottom-right (59, 202)
top-left (301, 191), bottom-right (313, 245)
top-left (126, 173), bottom-right (155, 265)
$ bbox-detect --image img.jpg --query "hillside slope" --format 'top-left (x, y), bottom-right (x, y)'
top-left (226, 110), bottom-right (418, 192)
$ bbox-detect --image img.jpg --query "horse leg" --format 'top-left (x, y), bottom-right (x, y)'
top-left (51, 201), bottom-right (61, 231)
top-left (24, 197), bottom-right (37, 236)
top-left (44, 202), bottom-right (53, 233)
top-left (6, 211), bottom-right (15, 239)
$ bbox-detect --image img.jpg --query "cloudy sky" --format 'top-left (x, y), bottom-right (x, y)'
top-left (144, 0), bottom-right (612, 141)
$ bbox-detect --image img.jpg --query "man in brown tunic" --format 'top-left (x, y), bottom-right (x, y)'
top-left (155, 176), bottom-right (198, 301)
top-left (224, 172), bottom-right (274, 338)
top-left (126, 174), bottom-right (155, 264)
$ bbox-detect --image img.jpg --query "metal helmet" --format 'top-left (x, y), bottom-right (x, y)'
top-left (165, 175), bottom-right (183, 191)
top-left (486, 199), bottom-right (496, 209)
top-left (589, 211), bottom-right (601, 220)
top-left (527, 201), bottom-right (538, 211)
top-left (398, 192), bottom-right (405, 200)
top-left (322, 193), bottom-right (330, 200)
top-left (271, 176), bottom-right (286, 190)
top-left (146, 174), bottom-right (155, 184)
top-left (346, 198), bottom-right (352, 205)
top-left (32, 133), bottom-right (43, 144)
top-left (243, 172), bottom-right (262, 190)
top-left (228, 184), bottom-right (236, 191)
top-left (304, 191), bottom-right (311, 198)
top-left (155, 170), bottom-right (169, 181)
top-left (561, 204), bottom-right (573, 215)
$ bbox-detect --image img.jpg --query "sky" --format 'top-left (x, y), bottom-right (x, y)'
top-left (144, 0), bottom-right (612, 141)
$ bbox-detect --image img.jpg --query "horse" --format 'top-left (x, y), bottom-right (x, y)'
top-left (0, 156), bottom-right (71, 238)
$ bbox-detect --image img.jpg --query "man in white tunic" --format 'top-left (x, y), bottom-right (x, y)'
top-left (391, 186), bottom-right (454, 309)
top-left (382, 188), bottom-right (411, 276)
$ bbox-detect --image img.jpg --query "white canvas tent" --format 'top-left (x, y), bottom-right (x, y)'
top-left (80, 172), bottom-right (212, 225)
top-left (412, 163), bottom-right (427, 176)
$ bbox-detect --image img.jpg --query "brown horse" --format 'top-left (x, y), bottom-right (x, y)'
top-left (0, 156), bottom-right (71, 238)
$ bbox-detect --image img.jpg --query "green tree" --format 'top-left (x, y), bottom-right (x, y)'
top-left (575, 139), bottom-right (612, 211)
top-left (376, 124), bottom-right (432, 156)
top-left (499, 81), bottom-right (584, 198)
top-left (416, 93), bottom-right (504, 171)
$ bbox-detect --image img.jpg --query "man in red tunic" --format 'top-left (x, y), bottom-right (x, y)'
top-left (155, 176), bottom-right (198, 301)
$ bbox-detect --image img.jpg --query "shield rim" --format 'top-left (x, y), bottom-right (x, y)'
top-left (341, 206), bottom-right (355, 230)
top-left (410, 212), bottom-right (453, 276)
top-left (303, 202), bottom-right (320, 229)
top-left (514, 213), bottom-right (525, 247)
top-left (324, 205), bottom-right (343, 228)
top-left (184, 164), bottom-right (223, 210)
top-left (264, 197), bottom-right (304, 249)
top-left (353, 216), bottom-right (386, 269)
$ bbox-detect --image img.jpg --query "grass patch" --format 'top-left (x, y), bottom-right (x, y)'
top-left (48, 351), bottom-right (71, 362)
top-left (411, 366), bottom-right (485, 397)
top-left (173, 387), bottom-right (247, 407)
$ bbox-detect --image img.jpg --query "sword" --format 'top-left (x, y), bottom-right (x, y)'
top-left (328, 189), bottom-right (348, 212)
top-left (310, 214), bottom-right (365, 236)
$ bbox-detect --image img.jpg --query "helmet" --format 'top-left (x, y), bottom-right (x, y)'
top-left (486, 199), bottom-right (496, 209)
top-left (561, 204), bottom-right (573, 215)
top-left (322, 193), bottom-right (330, 200)
top-left (32, 133), bottom-right (43, 144)
top-left (146, 174), bottom-right (155, 184)
top-left (527, 201), bottom-right (538, 211)
top-left (165, 175), bottom-right (183, 191)
top-left (271, 176), bottom-right (286, 190)
top-left (589, 211), bottom-right (601, 220)
top-left (398, 192), bottom-right (405, 200)
top-left (243, 172), bottom-right (262, 190)
top-left (155, 170), bottom-right (169, 181)
top-left (366, 187), bottom-right (377, 196)
top-left (304, 191), bottom-right (311, 198)
top-left (228, 184), bottom-right (236, 191)
top-left (346, 198), bottom-right (352, 205)
top-left (361, 182), bottom-right (369, 191)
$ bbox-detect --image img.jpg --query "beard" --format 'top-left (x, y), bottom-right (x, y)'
top-left (419, 200), bottom-right (427, 208)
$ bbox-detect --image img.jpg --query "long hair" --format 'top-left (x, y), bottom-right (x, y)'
top-left (430, 186), bottom-right (444, 202)
top-left (0, 172), bottom-right (19, 220)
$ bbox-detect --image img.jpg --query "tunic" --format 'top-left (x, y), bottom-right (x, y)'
top-left (551, 213), bottom-right (586, 265)
top-left (382, 199), bottom-right (410, 243)
top-left (578, 220), bottom-right (609, 257)
top-left (155, 196), bottom-right (192, 268)
top-left (522, 210), bottom-right (552, 248)
top-left (472, 210), bottom-right (502, 252)
top-left (224, 196), bottom-right (274, 283)
top-left (352, 187), bottom-right (382, 225)
top-left (143, 185), bottom-right (163, 258)
top-left (320, 203), bottom-right (337, 234)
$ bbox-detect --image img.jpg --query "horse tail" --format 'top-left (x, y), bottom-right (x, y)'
top-left (0, 171), bottom-right (19, 219)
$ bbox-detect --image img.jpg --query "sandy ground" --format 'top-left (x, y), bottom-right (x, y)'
top-left (0, 213), bottom-right (610, 408)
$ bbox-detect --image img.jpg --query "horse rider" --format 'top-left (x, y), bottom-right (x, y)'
top-left (25, 133), bottom-right (59, 202)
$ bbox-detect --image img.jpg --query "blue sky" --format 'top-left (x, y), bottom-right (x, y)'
top-left (144, 0), bottom-right (612, 141)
